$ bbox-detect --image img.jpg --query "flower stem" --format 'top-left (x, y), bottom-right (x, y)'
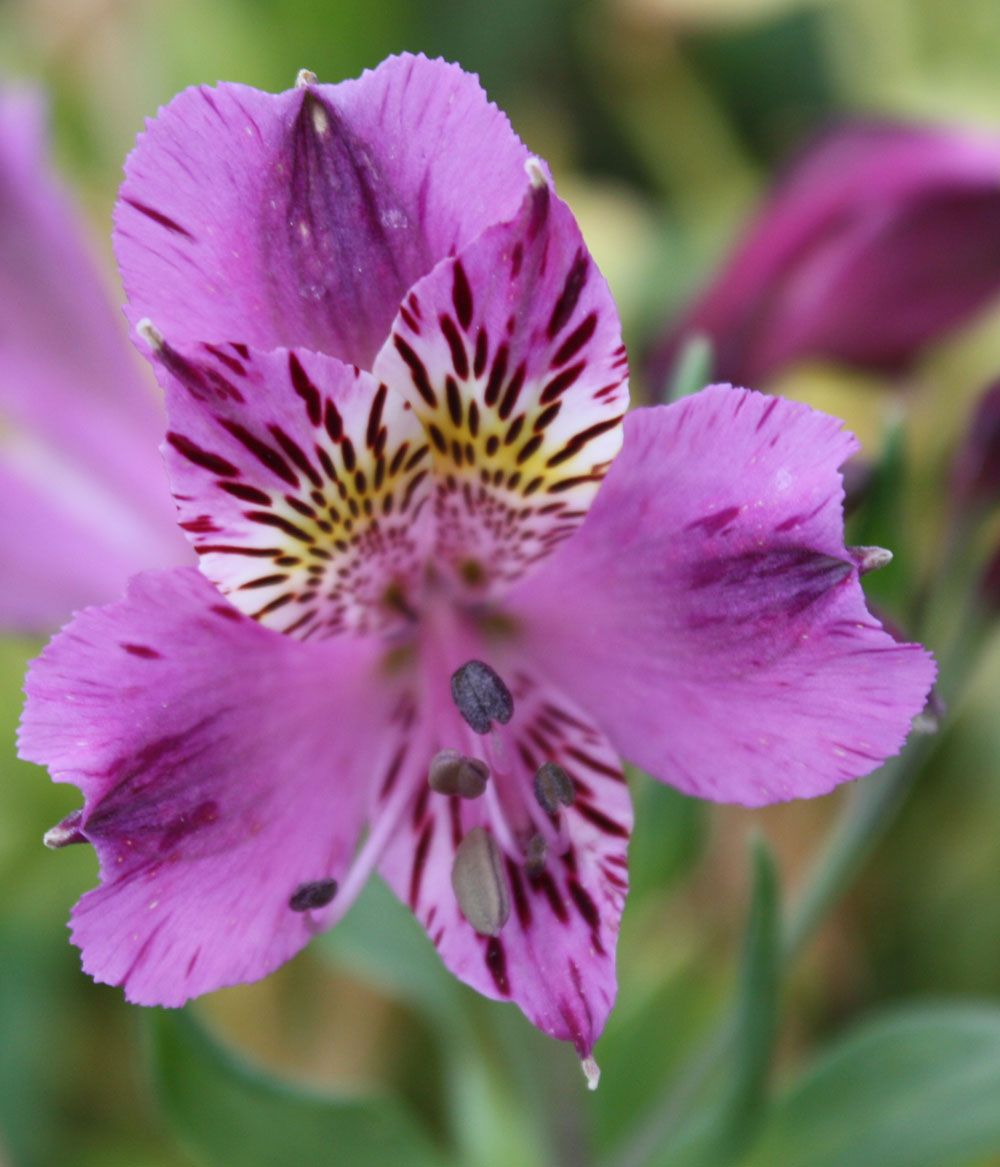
top-left (609, 708), bottom-right (945, 1167)
top-left (781, 732), bottom-right (935, 963)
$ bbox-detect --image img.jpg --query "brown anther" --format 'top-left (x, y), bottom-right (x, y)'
top-left (524, 832), bottom-right (548, 876)
top-left (428, 749), bottom-right (490, 798)
top-left (451, 826), bottom-right (510, 936)
top-left (533, 760), bottom-right (575, 814)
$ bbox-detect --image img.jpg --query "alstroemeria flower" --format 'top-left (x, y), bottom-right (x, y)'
top-left (20, 56), bottom-right (934, 1076)
top-left (650, 122), bottom-right (1000, 390)
top-left (0, 87), bottom-right (187, 630)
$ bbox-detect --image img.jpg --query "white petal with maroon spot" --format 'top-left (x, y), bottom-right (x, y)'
top-left (156, 342), bottom-right (433, 638)
top-left (377, 670), bottom-right (631, 1057)
top-left (373, 175), bottom-right (629, 595)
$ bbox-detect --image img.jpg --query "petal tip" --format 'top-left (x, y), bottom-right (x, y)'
top-left (525, 155), bottom-right (548, 190)
top-left (581, 1055), bottom-right (601, 1090)
top-left (136, 317), bottom-right (164, 351)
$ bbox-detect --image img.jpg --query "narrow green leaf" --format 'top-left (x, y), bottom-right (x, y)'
top-left (742, 1003), bottom-right (1000, 1167)
top-left (149, 1008), bottom-right (453, 1167)
top-left (710, 836), bottom-right (781, 1162)
top-left (626, 770), bottom-right (709, 900)
top-left (642, 836), bottom-right (781, 1167)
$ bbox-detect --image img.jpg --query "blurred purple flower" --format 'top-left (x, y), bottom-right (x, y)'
top-left (20, 57), bottom-right (933, 1070)
top-left (952, 379), bottom-right (1000, 508)
top-left (0, 87), bottom-right (188, 631)
top-left (650, 123), bottom-right (1000, 391)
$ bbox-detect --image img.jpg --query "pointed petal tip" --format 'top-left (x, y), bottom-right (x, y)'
top-left (912, 686), bottom-right (945, 734)
top-left (581, 1055), bottom-right (601, 1090)
top-left (849, 544), bottom-right (893, 574)
top-left (43, 808), bottom-right (87, 849)
top-left (136, 317), bottom-right (164, 351)
top-left (524, 155), bottom-right (547, 189)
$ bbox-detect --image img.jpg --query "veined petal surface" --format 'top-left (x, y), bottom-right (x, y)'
top-left (19, 568), bottom-right (400, 1006)
top-left (378, 667), bottom-right (631, 1057)
top-left (374, 177), bottom-right (629, 593)
top-left (114, 54), bottom-right (531, 369)
top-left (507, 387), bottom-right (935, 806)
top-left (156, 341), bottom-right (433, 638)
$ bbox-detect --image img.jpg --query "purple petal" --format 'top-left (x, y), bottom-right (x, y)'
top-left (0, 463), bottom-right (176, 629)
top-left (652, 122), bottom-right (1000, 386)
top-left (152, 338), bottom-right (433, 638)
top-left (378, 669), bottom-right (631, 1057)
top-left (373, 173), bottom-right (629, 595)
top-left (114, 55), bottom-right (531, 369)
top-left (19, 568), bottom-right (397, 1006)
top-left (951, 378), bottom-right (1000, 507)
top-left (0, 88), bottom-right (187, 628)
top-left (507, 387), bottom-right (936, 806)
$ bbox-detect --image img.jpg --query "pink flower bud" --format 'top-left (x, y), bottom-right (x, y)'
top-left (650, 123), bottom-right (1000, 389)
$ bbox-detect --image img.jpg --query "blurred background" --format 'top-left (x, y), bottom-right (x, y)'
top-left (4, 0), bottom-right (1000, 1164)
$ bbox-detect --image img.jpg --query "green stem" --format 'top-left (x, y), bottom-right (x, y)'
top-left (781, 732), bottom-right (935, 964)
top-left (609, 730), bottom-right (936, 1167)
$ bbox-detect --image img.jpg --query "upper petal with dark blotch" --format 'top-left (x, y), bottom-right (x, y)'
top-left (154, 340), bottom-right (433, 639)
top-left (18, 568), bottom-right (400, 1006)
top-left (114, 55), bottom-right (531, 369)
top-left (373, 175), bottom-right (629, 595)
top-left (506, 387), bottom-right (936, 806)
top-left (377, 667), bottom-right (631, 1058)
top-left (0, 88), bottom-right (186, 629)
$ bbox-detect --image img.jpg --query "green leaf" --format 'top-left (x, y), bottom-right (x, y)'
top-left (643, 837), bottom-right (781, 1167)
top-left (149, 1008), bottom-right (453, 1167)
top-left (714, 836), bottom-right (781, 1159)
top-left (742, 1003), bottom-right (1000, 1167)
top-left (846, 411), bottom-right (909, 611)
top-left (626, 770), bottom-right (709, 900)
top-left (317, 875), bottom-right (461, 1026)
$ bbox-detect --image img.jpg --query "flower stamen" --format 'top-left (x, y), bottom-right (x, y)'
top-left (450, 659), bottom-right (514, 734)
top-left (288, 878), bottom-right (338, 911)
top-left (524, 832), bottom-right (548, 875)
top-left (451, 825), bottom-right (511, 936)
top-left (533, 760), bottom-right (576, 814)
top-left (428, 749), bottom-right (489, 798)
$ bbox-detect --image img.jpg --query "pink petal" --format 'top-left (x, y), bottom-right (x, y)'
top-left (153, 339), bottom-right (433, 638)
top-left (507, 387), bottom-right (936, 806)
top-left (0, 87), bottom-right (187, 629)
top-left (114, 55), bottom-right (531, 370)
top-left (377, 668), bottom-right (631, 1058)
top-left (373, 174), bottom-right (629, 595)
top-left (19, 568), bottom-right (401, 1006)
top-left (0, 464), bottom-right (173, 628)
